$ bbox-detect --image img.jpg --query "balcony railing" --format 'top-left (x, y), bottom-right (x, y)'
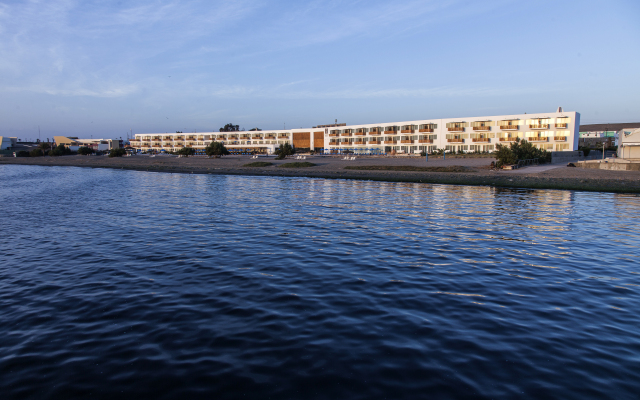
top-left (418, 139), bottom-right (433, 144)
top-left (499, 137), bottom-right (517, 141)
top-left (555, 123), bottom-right (568, 128)
top-left (448, 127), bottom-right (465, 132)
top-left (447, 138), bottom-right (465, 143)
top-left (355, 132), bottom-right (366, 136)
top-left (329, 133), bottom-right (340, 137)
top-left (401, 129), bottom-right (414, 134)
top-left (500, 125), bottom-right (519, 130)
top-left (383, 140), bottom-right (397, 144)
top-left (401, 140), bottom-right (414, 144)
top-left (341, 133), bottom-right (352, 137)
top-left (419, 128), bottom-right (434, 133)
top-left (369, 130), bottom-right (382, 134)
top-left (554, 136), bottom-right (567, 141)
top-left (329, 142), bottom-right (339, 146)
top-left (369, 141), bottom-right (382, 145)
top-left (278, 135), bottom-right (289, 139)
top-left (251, 136), bottom-right (262, 140)
top-left (473, 126), bottom-right (491, 131)
top-left (472, 138), bottom-right (491, 142)
top-left (354, 140), bottom-right (365, 145)
top-left (529, 124), bottom-right (550, 129)
top-left (265, 136), bottom-right (276, 140)
top-left (528, 137), bottom-right (548, 142)
top-left (383, 131), bottom-right (397, 135)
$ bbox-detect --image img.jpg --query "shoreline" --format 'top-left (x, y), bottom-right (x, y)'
top-left (2, 155), bottom-right (640, 193)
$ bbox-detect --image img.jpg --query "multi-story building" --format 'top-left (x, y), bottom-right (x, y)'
top-left (129, 109), bottom-right (580, 155)
top-left (323, 110), bottom-right (579, 154)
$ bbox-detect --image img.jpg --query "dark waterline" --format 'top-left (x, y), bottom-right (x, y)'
top-left (1, 165), bottom-right (639, 399)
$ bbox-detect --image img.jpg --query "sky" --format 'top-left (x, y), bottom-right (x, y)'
top-left (0, 0), bottom-right (639, 140)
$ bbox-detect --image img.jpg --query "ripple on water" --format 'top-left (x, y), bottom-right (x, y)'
top-left (0, 165), bottom-right (639, 399)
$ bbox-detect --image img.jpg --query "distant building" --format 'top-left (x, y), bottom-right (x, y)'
top-left (0, 136), bottom-right (13, 150)
top-left (619, 128), bottom-right (640, 159)
top-left (579, 123), bottom-right (640, 147)
top-left (54, 136), bottom-right (123, 152)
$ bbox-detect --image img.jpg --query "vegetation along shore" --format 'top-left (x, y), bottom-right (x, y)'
top-left (2, 155), bottom-right (640, 194)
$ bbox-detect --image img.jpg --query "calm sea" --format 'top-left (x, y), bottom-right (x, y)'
top-left (1, 165), bottom-right (639, 399)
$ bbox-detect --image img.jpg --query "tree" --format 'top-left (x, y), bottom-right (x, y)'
top-left (205, 141), bottom-right (230, 158)
top-left (108, 148), bottom-right (127, 157)
top-left (274, 143), bottom-right (295, 160)
top-left (30, 148), bottom-right (44, 157)
top-left (48, 144), bottom-right (72, 157)
top-left (38, 142), bottom-right (51, 153)
top-left (177, 147), bottom-right (196, 157)
top-left (17, 150), bottom-right (30, 157)
top-left (219, 123), bottom-right (239, 132)
top-left (77, 146), bottom-right (94, 155)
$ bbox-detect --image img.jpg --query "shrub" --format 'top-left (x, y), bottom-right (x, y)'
top-left (48, 144), bottom-right (72, 157)
top-left (16, 150), bottom-right (30, 157)
top-left (108, 148), bottom-right (127, 157)
top-left (495, 138), bottom-right (549, 168)
top-left (177, 147), bottom-right (196, 157)
top-left (205, 141), bottom-right (230, 158)
top-left (274, 143), bottom-right (295, 160)
top-left (77, 146), bottom-right (94, 155)
top-left (30, 148), bottom-right (44, 157)
top-left (580, 147), bottom-right (591, 157)
top-left (277, 162), bottom-right (315, 168)
top-left (243, 162), bottom-right (273, 167)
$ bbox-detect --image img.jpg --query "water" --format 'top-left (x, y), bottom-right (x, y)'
top-left (1, 165), bottom-right (639, 399)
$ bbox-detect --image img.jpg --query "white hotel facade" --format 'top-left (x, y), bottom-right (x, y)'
top-left (130, 110), bottom-right (580, 155)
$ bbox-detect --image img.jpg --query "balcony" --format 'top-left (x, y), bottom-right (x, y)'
top-left (383, 131), bottom-right (397, 135)
top-left (252, 136), bottom-right (262, 140)
top-left (355, 132), bottom-right (366, 136)
top-left (447, 138), bottom-right (465, 143)
top-left (228, 136), bottom-right (239, 140)
top-left (369, 141), bottom-right (382, 145)
top-left (555, 123), bottom-right (568, 128)
top-left (499, 137), bottom-right (517, 142)
top-left (500, 125), bottom-right (519, 130)
top-left (473, 126), bottom-right (491, 131)
top-left (419, 128), bottom-right (434, 133)
top-left (383, 140), bottom-right (397, 144)
top-left (418, 139), bottom-right (433, 144)
top-left (341, 133), bottom-right (352, 137)
top-left (278, 135), bottom-right (288, 139)
top-left (529, 124), bottom-right (550, 129)
top-left (401, 140), bottom-right (414, 144)
top-left (354, 140), bottom-right (365, 145)
top-left (472, 138), bottom-right (491, 142)
top-left (265, 136), bottom-right (276, 140)
top-left (186, 137), bottom-right (196, 141)
top-left (329, 142), bottom-right (339, 146)
top-left (368, 130), bottom-right (381, 135)
top-left (448, 127), bottom-right (465, 132)
top-left (528, 137), bottom-right (548, 142)
top-left (401, 129), bottom-right (414, 134)
top-left (554, 136), bottom-right (567, 141)
top-left (329, 133), bottom-right (340, 137)
top-left (175, 144), bottom-right (184, 148)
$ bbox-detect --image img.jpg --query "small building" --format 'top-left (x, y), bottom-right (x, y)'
top-left (619, 128), bottom-right (640, 159)
top-left (54, 136), bottom-right (123, 152)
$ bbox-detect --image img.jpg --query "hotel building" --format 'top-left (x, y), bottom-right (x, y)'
top-left (129, 109), bottom-right (580, 155)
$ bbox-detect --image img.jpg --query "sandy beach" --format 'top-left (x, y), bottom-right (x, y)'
top-left (2, 154), bottom-right (640, 193)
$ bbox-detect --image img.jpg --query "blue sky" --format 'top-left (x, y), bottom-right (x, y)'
top-left (1, 0), bottom-right (639, 140)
